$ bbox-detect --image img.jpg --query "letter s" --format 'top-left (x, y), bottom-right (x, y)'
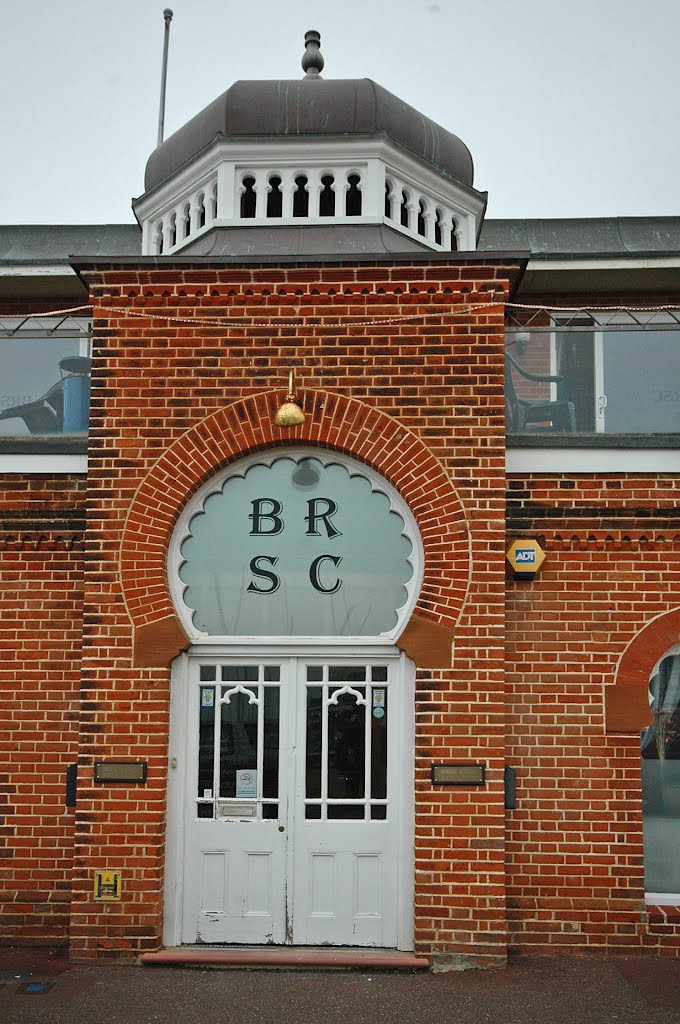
top-left (247, 555), bottom-right (280, 594)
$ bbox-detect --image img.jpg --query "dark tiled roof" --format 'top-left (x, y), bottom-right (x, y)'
top-left (477, 217), bottom-right (680, 257)
top-left (2, 218), bottom-right (680, 264)
top-left (0, 224), bottom-right (142, 263)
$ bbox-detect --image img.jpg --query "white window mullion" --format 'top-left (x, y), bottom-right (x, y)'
top-left (364, 676), bottom-right (371, 819)
top-left (321, 672), bottom-right (329, 821)
top-left (213, 676), bottom-right (222, 800)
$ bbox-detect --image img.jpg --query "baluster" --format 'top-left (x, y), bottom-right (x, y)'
top-left (162, 216), bottom-right (174, 252)
top-left (436, 208), bottom-right (450, 248)
top-left (307, 171), bottom-right (323, 218)
top-left (405, 190), bottom-right (418, 233)
top-left (281, 170), bottom-right (295, 218)
top-left (254, 172), bottom-right (267, 218)
top-left (422, 199), bottom-right (436, 242)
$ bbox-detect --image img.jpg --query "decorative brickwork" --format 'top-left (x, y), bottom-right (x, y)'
top-left (120, 389), bottom-right (471, 664)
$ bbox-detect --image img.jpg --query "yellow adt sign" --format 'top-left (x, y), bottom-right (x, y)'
top-left (506, 538), bottom-right (546, 579)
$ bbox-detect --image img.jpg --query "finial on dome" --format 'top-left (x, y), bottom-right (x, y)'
top-left (302, 30), bottom-right (324, 78)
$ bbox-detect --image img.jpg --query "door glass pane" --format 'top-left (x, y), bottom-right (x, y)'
top-left (263, 688), bottom-right (280, 798)
top-left (329, 666), bottom-right (366, 682)
top-left (220, 690), bottom-right (258, 797)
top-left (370, 687), bottom-right (388, 799)
top-left (328, 689), bottom-right (366, 799)
top-left (306, 687), bottom-right (322, 798)
top-left (197, 686), bottom-right (215, 798)
top-left (199, 665), bottom-right (216, 681)
top-left (222, 665), bottom-right (259, 682)
top-left (328, 805), bottom-right (365, 819)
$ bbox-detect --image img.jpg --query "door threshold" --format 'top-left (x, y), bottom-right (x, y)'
top-left (141, 946), bottom-right (428, 971)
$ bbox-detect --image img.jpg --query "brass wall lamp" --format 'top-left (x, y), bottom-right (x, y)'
top-left (274, 371), bottom-right (306, 427)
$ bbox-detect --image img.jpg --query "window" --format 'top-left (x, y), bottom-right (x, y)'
top-left (641, 646), bottom-right (680, 897)
top-left (0, 317), bottom-right (92, 440)
top-left (170, 449), bottom-right (422, 640)
top-left (505, 315), bottom-right (680, 436)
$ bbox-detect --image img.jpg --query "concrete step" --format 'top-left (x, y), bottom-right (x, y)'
top-left (141, 947), bottom-right (429, 971)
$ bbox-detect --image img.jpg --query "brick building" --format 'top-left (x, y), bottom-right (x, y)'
top-left (1, 34), bottom-right (679, 966)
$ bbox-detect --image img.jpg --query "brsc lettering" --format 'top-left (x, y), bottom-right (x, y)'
top-left (247, 498), bottom-right (343, 594)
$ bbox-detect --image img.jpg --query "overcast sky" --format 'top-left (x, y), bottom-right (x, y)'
top-left (2, 0), bottom-right (679, 225)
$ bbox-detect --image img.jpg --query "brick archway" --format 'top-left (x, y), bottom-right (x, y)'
top-left (120, 389), bottom-right (470, 667)
top-left (605, 607), bottom-right (680, 732)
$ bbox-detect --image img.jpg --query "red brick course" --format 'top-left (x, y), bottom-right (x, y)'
top-left (67, 260), bottom-right (513, 963)
top-left (0, 474), bottom-right (85, 945)
top-left (2, 260), bottom-right (679, 962)
top-left (506, 472), bottom-right (680, 955)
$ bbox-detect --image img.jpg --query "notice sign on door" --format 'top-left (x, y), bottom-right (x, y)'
top-left (236, 769), bottom-right (257, 799)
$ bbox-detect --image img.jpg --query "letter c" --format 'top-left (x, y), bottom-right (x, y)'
top-left (309, 555), bottom-right (342, 594)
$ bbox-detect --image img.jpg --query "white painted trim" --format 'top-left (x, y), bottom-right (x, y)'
top-left (506, 448), bottom-right (680, 473)
top-left (397, 650), bottom-right (415, 952)
top-left (163, 653), bottom-right (189, 947)
top-left (0, 454), bottom-right (88, 474)
top-left (646, 893), bottom-right (680, 905)
top-left (0, 265), bottom-right (78, 277)
top-left (167, 446), bottom-right (425, 646)
top-left (527, 257), bottom-right (680, 272)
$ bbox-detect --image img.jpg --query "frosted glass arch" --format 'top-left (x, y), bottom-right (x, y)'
top-left (169, 449), bottom-right (423, 640)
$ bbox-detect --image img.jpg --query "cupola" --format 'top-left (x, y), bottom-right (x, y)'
top-left (133, 31), bottom-right (487, 256)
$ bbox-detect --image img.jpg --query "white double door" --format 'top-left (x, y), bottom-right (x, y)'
top-left (178, 653), bottom-right (412, 948)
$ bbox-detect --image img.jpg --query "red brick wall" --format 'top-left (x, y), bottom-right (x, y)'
top-left (505, 473), bottom-right (680, 955)
top-left (68, 259), bottom-right (515, 962)
top-left (0, 474), bottom-right (85, 945)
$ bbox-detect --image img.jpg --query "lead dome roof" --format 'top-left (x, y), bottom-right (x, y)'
top-left (144, 76), bottom-right (475, 193)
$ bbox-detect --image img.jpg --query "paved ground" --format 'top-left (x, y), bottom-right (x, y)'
top-left (1, 949), bottom-right (680, 1024)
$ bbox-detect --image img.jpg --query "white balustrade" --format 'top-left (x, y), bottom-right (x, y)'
top-left (141, 157), bottom-right (477, 254)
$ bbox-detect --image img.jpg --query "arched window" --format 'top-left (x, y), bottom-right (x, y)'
top-left (641, 645), bottom-right (680, 896)
top-left (169, 448), bottom-right (422, 641)
top-left (345, 174), bottom-right (362, 216)
top-left (319, 175), bottom-right (335, 217)
top-left (293, 176), bottom-right (309, 217)
top-left (400, 190), bottom-right (409, 228)
top-left (434, 208), bottom-right (443, 246)
top-left (181, 203), bottom-right (191, 239)
top-left (240, 176), bottom-right (256, 219)
top-left (417, 201), bottom-right (425, 237)
top-left (266, 176), bottom-right (283, 218)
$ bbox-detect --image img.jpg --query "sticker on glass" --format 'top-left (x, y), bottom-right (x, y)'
top-left (372, 689), bottom-right (386, 707)
top-left (373, 707), bottom-right (385, 719)
top-left (201, 689), bottom-right (215, 708)
top-left (236, 769), bottom-right (258, 799)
